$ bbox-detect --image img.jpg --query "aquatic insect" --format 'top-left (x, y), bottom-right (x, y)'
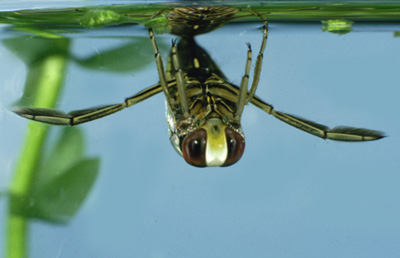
top-left (150, 6), bottom-right (319, 37)
top-left (14, 8), bottom-right (384, 167)
top-left (154, 6), bottom-right (240, 37)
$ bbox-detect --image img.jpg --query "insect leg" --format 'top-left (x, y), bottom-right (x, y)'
top-left (247, 10), bottom-right (268, 103)
top-left (236, 43), bottom-right (252, 118)
top-left (171, 39), bottom-right (189, 118)
top-left (250, 96), bottom-right (385, 141)
top-left (150, 8), bottom-right (169, 19)
top-left (14, 83), bottom-right (164, 126)
top-left (148, 28), bottom-right (174, 110)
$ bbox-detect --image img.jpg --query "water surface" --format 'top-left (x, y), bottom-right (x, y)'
top-left (1, 19), bottom-right (400, 258)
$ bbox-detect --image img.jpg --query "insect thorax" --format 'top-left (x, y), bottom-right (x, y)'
top-left (165, 38), bottom-right (244, 155)
top-left (167, 7), bottom-right (238, 37)
top-left (166, 74), bottom-right (244, 155)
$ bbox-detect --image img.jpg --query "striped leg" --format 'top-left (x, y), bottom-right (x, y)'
top-left (14, 29), bottom-right (179, 127)
top-left (237, 9), bottom-right (268, 117)
top-left (236, 43), bottom-right (252, 118)
top-left (14, 83), bottom-right (166, 126)
top-left (246, 10), bottom-right (268, 104)
top-left (148, 28), bottom-right (174, 111)
top-left (247, 24), bottom-right (267, 103)
top-left (14, 29), bottom-right (178, 126)
top-left (250, 96), bottom-right (385, 141)
top-left (171, 39), bottom-right (189, 118)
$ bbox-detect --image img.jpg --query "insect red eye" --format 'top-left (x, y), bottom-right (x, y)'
top-left (182, 129), bottom-right (207, 167)
top-left (223, 128), bottom-right (245, 167)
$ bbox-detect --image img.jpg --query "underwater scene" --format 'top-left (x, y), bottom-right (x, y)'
top-left (1, 2), bottom-right (400, 257)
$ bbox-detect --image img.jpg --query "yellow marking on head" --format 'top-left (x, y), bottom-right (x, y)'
top-left (193, 58), bottom-right (200, 69)
top-left (201, 118), bottom-right (228, 166)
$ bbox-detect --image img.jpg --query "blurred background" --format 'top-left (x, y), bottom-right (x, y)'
top-left (0, 4), bottom-right (400, 257)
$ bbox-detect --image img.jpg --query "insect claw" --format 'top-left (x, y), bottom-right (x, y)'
top-left (246, 42), bottom-right (251, 50)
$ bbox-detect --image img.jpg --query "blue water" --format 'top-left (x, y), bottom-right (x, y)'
top-left (1, 21), bottom-right (400, 258)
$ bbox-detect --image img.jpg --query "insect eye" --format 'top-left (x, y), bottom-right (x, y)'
top-left (182, 128), bottom-right (207, 167)
top-left (223, 128), bottom-right (245, 167)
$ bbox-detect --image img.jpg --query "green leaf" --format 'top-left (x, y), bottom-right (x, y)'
top-left (3, 37), bottom-right (70, 107)
top-left (72, 38), bottom-right (157, 73)
top-left (30, 158), bottom-right (100, 224)
top-left (2, 36), bottom-right (70, 67)
top-left (34, 127), bottom-right (85, 189)
top-left (13, 27), bottom-right (65, 39)
top-left (321, 19), bottom-right (354, 35)
top-left (80, 9), bottom-right (125, 29)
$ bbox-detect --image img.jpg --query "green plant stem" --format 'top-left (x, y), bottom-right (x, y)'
top-left (7, 46), bottom-right (69, 258)
top-left (1, 2), bottom-right (400, 29)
